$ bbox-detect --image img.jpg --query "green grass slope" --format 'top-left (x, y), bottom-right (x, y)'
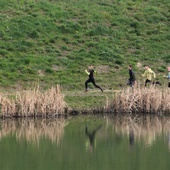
top-left (0, 0), bottom-right (169, 90)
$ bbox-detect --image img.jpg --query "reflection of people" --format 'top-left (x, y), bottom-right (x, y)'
top-left (85, 125), bottom-right (102, 152)
top-left (167, 132), bottom-right (170, 150)
top-left (166, 66), bottom-right (170, 88)
top-left (127, 65), bottom-right (136, 87)
top-left (142, 65), bottom-right (156, 87)
top-left (129, 129), bottom-right (135, 147)
top-left (85, 65), bottom-right (103, 92)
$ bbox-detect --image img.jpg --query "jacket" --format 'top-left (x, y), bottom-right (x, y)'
top-left (167, 72), bottom-right (170, 82)
top-left (142, 68), bottom-right (156, 81)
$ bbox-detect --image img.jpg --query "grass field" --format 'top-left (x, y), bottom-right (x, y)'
top-left (0, 0), bottom-right (169, 92)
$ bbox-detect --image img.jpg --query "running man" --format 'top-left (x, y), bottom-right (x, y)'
top-left (85, 65), bottom-right (103, 92)
top-left (127, 65), bottom-right (136, 87)
top-left (142, 65), bottom-right (156, 87)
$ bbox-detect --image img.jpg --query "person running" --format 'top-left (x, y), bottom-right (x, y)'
top-left (167, 66), bottom-right (170, 87)
top-left (85, 65), bottom-right (103, 92)
top-left (127, 65), bottom-right (136, 87)
top-left (142, 65), bottom-right (156, 87)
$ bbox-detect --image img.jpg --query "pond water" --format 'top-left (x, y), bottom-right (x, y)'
top-left (0, 115), bottom-right (170, 170)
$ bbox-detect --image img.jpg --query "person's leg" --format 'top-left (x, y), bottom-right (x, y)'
top-left (168, 82), bottom-right (170, 88)
top-left (129, 80), bottom-right (133, 87)
top-left (131, 81), bottom-right (136, 88)
top-left (145, 80), bottom-right (147, 87)
top-left (85, 79), bottom-right (91, 92)
top-left (145, 79), bottom-right (151, 87)
top-left (91, 79), bottom-right (103, 92)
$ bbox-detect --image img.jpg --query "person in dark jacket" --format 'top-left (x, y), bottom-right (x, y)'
top-left (85, 65), bottom-right (103, 92)
top-left (127, 65), bottom-right (136, 87)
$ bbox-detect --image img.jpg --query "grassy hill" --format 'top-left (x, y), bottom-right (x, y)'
top-left (0, 0), bottom-right (170, 91)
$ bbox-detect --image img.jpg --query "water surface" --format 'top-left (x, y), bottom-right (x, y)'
top-left (0, 115), bottom-right (170, 170)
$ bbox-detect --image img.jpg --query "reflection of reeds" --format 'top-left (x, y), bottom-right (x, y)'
top-left (0, 118), bottom-right (67, 145)
top-left (105, 87), bottom-right (170, 114)
top-left (0, 85), bottom-right (67, 117)
top-left (105, 115), bottom-right (170, 147)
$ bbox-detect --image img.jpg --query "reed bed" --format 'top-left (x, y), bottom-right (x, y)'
top-left (0, 85), bottom-right (67, 117)
top-left (0, 118), bottom-right (67, 145)
top-left (105, 87), bottom-right (170, 114)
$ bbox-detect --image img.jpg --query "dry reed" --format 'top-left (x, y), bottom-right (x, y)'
top-left (0, 85), bottom-right (67, 117)
top-left (105, 86), bottom-right (170, 114)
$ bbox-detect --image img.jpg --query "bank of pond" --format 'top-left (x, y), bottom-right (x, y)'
top-left (0, 85), bottom-right (169, 118)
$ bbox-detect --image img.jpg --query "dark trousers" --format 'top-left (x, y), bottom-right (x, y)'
top-left (168, 82), bottom-right (170, 88)
top-left (127, 79), bottom-right (135, 87)
top-left (85, 78), bottom-right (102, 90)
top-left (145, 79), bottom-right (151, 87)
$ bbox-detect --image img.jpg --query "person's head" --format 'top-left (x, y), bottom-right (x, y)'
top-left (128, 65), bottom-right (132, 70)
top-left (144, 65), bottom-right (149, 70)
top-left (167, 66), bottom-right (170, 72)
top-left (88, 65), bottom-right (94, 69)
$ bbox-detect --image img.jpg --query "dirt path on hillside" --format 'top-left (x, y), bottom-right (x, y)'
top-left (63, 89), bottom-right (120, 97)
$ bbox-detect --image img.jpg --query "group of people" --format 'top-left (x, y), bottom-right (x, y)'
top-left (84, 65), bottom-right (170, 92)
top-left (128, 65), bottom-right (170, 88)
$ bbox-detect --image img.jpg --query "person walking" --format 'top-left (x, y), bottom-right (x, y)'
top-left (85, 65), bottom-right (103, 92)
top-left (142, 65), bottom-right (156, 87)
top-left (127, 65), bottom-right (136, 87)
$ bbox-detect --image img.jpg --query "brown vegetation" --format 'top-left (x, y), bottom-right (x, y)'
top-left (105, 87), bottom-right (170, 114)
top-left (0, 85), bottom-right (67, 117)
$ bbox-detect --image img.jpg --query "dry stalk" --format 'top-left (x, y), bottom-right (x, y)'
top-left (105, 87), bottom-right (170, 114)
top-left (0, 85), bottom-right (67, 117)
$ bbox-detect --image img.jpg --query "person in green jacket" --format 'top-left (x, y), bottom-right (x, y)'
top-left (142, 65), bottom-right (156, 87)
top-left (85, 65), bottom-right (103, 92)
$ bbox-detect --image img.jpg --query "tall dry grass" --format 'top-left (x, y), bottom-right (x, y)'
top-left (105, 86), bottom-right (170, 114)
top-left (0, 85), bottom-right (67, 117)
top-left (0, 118), bottom-right (67, 145)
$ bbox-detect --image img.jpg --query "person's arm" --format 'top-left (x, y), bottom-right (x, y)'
top-left (85, 69), bottom-right (90, 75)
top-left (142, 71), bottom-right (146, 77)
top-left (152, 70), bottom-right (156, 78)
top-left (94, 70), bottom-right (97, 75)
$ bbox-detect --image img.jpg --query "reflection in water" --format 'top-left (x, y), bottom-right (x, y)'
top-left (0, 118), bottom-right (67, 145)
top-left (0, 115), bottom-right (170, 149)
top-left (85, 125), bottom-right (102, 152)
top-left (0, 115), bottom-right (169, 170)
top-left (105, 115), bottom-right (170, 148)
top-left (168, 132), bottom-right (170, 150)
top-left (129, 128), bottom-right (134, 148)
